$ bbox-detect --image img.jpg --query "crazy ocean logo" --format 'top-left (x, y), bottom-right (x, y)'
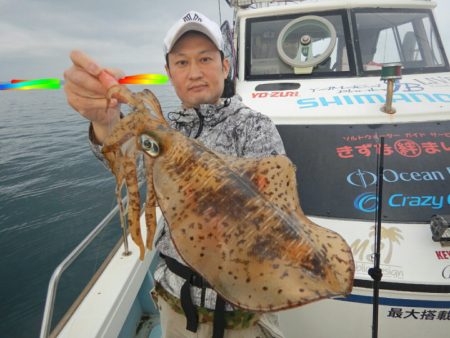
top-left (354, 192), bottom-right (450, 213)
top-left (347, 168), bottom-right (447, 188)
top-left (354, 192), bottom-right (378, 213)
top-left (388, 194), bottom-right (448, 210)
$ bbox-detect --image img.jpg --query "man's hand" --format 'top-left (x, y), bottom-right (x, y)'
top-left (63, 50), bottom-right (125, 144)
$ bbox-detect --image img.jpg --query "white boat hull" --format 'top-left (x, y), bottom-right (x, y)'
top-left (279, 287), bottom-right (450, 338)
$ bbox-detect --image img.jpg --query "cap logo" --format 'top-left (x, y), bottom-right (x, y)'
top-left (182, 12), bottom-right (202, 23)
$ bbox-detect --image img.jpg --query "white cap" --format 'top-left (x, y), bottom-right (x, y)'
top-left (163, 11), bottom-right (224, 55)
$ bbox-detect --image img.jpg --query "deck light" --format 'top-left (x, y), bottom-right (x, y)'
top-left (380, 63), bottom-right (402, 114)
top-left (430, 215), bottom-right (450, 242)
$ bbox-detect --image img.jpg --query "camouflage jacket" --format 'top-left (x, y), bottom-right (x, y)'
top-left (89, 94), bottom-right (285, 310)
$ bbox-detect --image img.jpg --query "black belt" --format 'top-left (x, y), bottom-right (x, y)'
top-left (160, 253), bottom-right (226, 338)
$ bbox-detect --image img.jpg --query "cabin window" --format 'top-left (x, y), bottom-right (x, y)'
top-left (354, 9), bottom-right (448, 74)
top-left (245, 10), bottom-right (354, 79)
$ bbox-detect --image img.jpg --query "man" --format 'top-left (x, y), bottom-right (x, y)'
top-left (64, 10), bottom-right (285, 338)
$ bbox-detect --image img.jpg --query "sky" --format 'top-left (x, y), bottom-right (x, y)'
top-left (0, 0), bottom-right (233, 80)
top-left (0, 0), bottom-right (449, 81)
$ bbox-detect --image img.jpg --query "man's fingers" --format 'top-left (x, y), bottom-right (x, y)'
top-left (64, 67), bottom-right (106, 97)
top-left (105, 67), bottom-right (126, 80)
top-left (66, 51), bottom-right (124, 120)
top-left (98, 70), bottom-right (119, 89)
top-left (69, 50), bottom-right (102, 76)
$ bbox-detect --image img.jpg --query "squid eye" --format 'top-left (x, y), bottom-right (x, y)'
top-left (140, 134), bottom-right (160, 157)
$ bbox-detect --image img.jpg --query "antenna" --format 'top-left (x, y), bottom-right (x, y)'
top-left (218, 0), bottom-right (223, 26)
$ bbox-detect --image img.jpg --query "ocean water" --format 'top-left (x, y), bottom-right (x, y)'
top-left (0, 85), bottom-right (178, 338)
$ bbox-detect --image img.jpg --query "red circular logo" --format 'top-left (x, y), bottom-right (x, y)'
top-left (394, 139), bottom-right (422, 158)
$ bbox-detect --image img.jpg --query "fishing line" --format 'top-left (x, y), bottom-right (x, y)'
top-left (369, 137), bottom-right (385, 338)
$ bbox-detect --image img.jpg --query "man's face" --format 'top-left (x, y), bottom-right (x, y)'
top-left (166, 32), bottom-right (230, 108)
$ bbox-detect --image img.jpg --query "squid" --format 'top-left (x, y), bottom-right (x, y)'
top-left (101, 84), bottom-right (355, 312)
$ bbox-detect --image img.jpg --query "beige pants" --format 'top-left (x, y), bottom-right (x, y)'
top-left (157, 295), bottom-right (285, 338)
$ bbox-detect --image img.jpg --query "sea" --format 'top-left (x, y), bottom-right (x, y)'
top-left (0, 85), bottom-right (179, 338)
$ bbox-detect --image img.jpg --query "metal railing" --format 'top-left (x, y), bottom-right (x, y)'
top-left (40, 195), bottom-right (130, 338)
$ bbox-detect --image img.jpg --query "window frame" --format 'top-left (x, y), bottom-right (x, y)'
top-left (350, 8), bottom-right (450, 76)
top-left (244, 9), bottom-right (356, 81)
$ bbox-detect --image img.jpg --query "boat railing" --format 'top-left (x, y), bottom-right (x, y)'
top-left (40, 192), bottom-right (132, 338)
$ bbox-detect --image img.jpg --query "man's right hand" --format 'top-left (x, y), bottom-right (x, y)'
top-left (63, 50), bottom-right (125, 144)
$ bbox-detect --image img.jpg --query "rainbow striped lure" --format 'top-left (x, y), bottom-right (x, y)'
top-left (0, 79), bottom-right (61, 90)
top-left (119, 74), bottom-right (169, 85)
top-left (0, 74), bottom-right (169, 90)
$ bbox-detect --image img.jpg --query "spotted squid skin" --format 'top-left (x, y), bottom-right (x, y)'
top-left (148, 129), bottom-right (353, 312)
top-left (101, 85), bottom-right (354, 311)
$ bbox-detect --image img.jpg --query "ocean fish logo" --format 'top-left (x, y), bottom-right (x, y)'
top-left (354, 192), bottom-right (378, 213)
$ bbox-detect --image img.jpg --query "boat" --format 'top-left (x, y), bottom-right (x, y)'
top-left (40, 1), bottom-right (450, 337)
